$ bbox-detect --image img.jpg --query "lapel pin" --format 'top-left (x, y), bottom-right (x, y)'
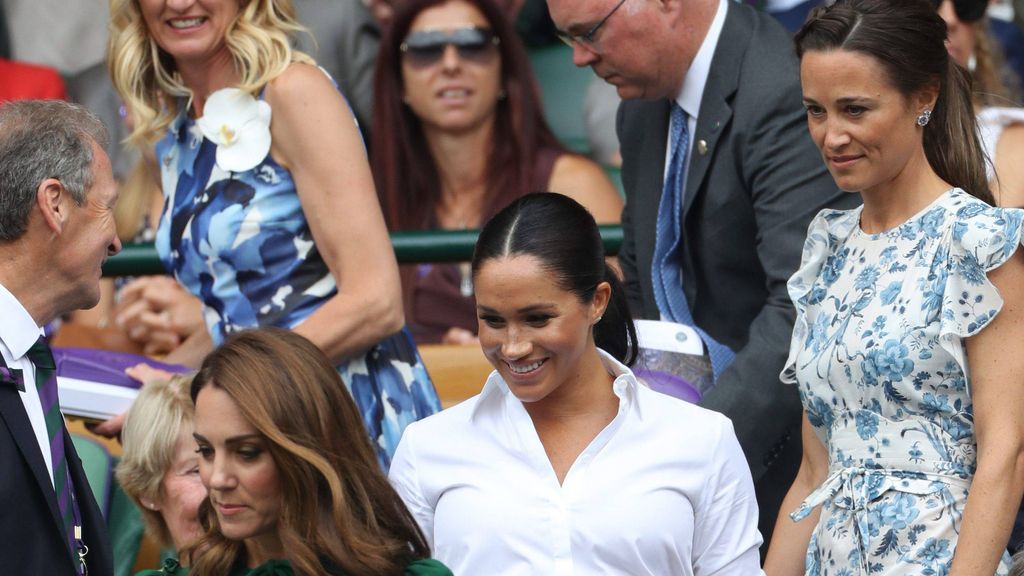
top-left (697, 140), bottom-right (709, 155)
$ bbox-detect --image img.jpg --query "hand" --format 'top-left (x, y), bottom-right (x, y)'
top-left (124, 363), bottom-right (177, 385)
top-left (115, 276), bottom-right (205, 354)
top-left (88, 363), bottom-right (181, 439)
top-left (89, 410), bottom-right (126, 439)
top-left (441, 327), bottom-right (479, 345)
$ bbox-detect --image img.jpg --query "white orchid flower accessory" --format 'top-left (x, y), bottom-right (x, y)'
top-left (196, 88), bottom-right (272, 173)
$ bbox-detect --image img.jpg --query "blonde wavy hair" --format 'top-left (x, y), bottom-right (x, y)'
top-left (108, 0), bottom-right (314, 146)
top-left (116, 374), bottom-right (196, 548)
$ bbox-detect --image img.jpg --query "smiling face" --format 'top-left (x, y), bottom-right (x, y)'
top-left (59, 142), bottom-right (121, 313)
top-left (400, 0), bottom-right (502, 136)
top-left (157, 430), bottom-right (206, 552)
top-left (138, 0), bottom-right (240, 67)
top-left (800, 49), bottom-right (934, 197)
top-left (194, 385), bottom-right (283, 558)
top-left (475, 254), bottom-right (608, 406)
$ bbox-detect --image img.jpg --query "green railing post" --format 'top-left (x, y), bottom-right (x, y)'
top-left (102, 225), bottom-right (623, 277)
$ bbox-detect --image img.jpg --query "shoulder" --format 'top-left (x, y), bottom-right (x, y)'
top-left (635, 384), bottom-right (733, 441)
top-left (264, 62), bottom-right (338, 108)
top-left (548, 153), bottom-right (622, 223)
top-left (398, 394), bottom-right (485, 445)
top-left (945, 189), bottom-right (1024, 270)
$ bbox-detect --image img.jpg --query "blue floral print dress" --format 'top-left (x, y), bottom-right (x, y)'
top-left (154, 100), bottom-right (441, 470)
top-left (782, 188), bottom-right (1022, 575)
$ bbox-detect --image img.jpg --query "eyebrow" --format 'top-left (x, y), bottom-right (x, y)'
top-left (477, 303), bottom-right (558, 315)
top-left (192, 432), bottom-right (263, 446)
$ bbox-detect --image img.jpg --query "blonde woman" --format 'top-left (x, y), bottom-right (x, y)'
top-left (117, 369), bottom-right (204, 567)
top-left (108, 0), bottom-right (441, 469)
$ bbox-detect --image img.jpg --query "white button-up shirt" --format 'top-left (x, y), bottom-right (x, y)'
top-left (389, 351), bottom-right (764, 575)
top-left (0, 281), bottom-right (55, 485)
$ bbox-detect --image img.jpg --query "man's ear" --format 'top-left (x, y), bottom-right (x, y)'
top-left (35, 178), bottom-right (69, 234)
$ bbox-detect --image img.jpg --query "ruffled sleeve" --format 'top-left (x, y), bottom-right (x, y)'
top-left (780, 208), bottom-right (861, 385)
top-left (938, 199), bottom-right (1024, 380)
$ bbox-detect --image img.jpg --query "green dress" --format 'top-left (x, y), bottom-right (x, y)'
top-left (137, 557), bottom-right (452, 576)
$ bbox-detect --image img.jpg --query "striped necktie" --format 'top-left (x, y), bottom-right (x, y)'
top-left (651, 103), bottom-right (736, 380)
top-left (26, 337), bottom-right (83, 574)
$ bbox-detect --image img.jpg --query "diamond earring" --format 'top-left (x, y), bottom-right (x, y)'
top-left (916, 109), bottom-right (932, 127)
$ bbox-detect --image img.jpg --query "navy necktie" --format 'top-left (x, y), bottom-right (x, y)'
top-left (651, 103), bottom-right (736, 380)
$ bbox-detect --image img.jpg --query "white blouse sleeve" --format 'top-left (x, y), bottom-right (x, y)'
top-left (691, 418), bottom-right (766, 576)
top-left (388, 423), bottom-right (436, 549)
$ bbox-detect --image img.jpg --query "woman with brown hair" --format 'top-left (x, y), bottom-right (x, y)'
top-left (764, 1), bottom-right (1024, 573)
top-left (156, 327), bottom-right (451, 576)
top-left (371, 0), bottom-right (622, 345)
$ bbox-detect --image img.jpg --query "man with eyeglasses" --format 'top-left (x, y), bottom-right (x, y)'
top-left (546, 0), bottom-right (859, 549)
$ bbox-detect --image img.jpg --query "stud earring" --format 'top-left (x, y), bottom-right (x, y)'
top-left (916, 109), bottom-right (932, 127)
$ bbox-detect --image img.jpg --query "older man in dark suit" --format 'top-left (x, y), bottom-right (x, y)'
top-left (545, 0), bottom-right (858, 545)
top-left (0, 100), bottom-right (118, 575)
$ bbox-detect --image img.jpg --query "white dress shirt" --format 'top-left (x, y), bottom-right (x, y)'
top-left (0, 281), bottom-right (55, 485)
top-left (665, 0), bottom-right (728, 185)
top-left (389, 350), bottom-right (764, 575)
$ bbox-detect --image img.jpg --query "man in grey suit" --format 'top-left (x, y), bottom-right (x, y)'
top-left (545, 0), bottom-right (858, 545)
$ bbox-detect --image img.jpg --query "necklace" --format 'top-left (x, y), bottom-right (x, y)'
top-left (439, 197), bottom-right (479, 299)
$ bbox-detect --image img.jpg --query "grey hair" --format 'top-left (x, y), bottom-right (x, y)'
top-left (0, 100), bottom-right (110, 242)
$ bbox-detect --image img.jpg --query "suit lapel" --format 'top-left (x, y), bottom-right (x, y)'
top-left (682, 2), bottom-right (748, 219)
top-left (0, 383), bottom-right (67, 544)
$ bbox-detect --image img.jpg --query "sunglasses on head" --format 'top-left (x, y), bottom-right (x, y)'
top-left (400, 26), bottom-right (500, 67)
top-left (930, 0), bottom-right (988, 23)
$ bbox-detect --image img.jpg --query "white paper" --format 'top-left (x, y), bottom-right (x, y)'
top-left (57, 376), bottom-right (138, 421)
top-left (634, 319), bottom-right (704, 355)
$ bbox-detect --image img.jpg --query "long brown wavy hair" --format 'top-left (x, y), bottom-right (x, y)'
top-left (185, 328), bottom-right (430, 576)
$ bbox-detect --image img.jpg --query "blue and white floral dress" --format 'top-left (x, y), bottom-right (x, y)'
top-left (782, 188), bottom-right (1022, 575)
top-left (155, 99), bottom-right (441, 470)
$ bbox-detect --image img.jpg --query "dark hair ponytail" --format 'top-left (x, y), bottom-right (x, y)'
top-left (796, 0), bottom-right (993, 204)
top-left (471, 192), bottom-right (638, 366)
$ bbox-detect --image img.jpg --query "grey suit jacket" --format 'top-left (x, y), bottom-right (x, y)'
top-left (617, 1), bottom-right (859, 537)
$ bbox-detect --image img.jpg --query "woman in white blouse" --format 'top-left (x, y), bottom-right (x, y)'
top-left (389, 193), bottom-right (764, 575)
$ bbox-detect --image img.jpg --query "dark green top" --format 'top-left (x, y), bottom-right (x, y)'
top-left (136, 557), bottom-right (453, 576)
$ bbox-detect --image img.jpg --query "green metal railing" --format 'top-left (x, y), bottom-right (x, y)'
top-left (102, 225), bottom-right (624, 277)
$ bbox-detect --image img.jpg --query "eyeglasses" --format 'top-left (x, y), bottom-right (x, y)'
top-left (400, 27), bottom-right (500, 68)
top-left (930, 0), bottom-right (988, 23)
top-left (555, 0), bottom-right (627, 50)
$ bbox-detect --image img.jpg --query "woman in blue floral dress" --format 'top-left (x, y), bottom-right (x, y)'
top-left (763, 1), bottom-right (1024, 574)
top-left (108, 0), bottom-right (440, 469)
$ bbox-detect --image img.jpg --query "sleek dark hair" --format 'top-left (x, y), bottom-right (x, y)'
top-left (471, 193), bottom-right (637, 365)
top-left (796, 0), bottom-right (993, 204)
top-left (187, 328), bottom-right (430, 576)
top-left (371, 0), bottom-right (565, 230)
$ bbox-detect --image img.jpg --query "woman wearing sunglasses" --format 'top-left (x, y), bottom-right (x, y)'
top-left (107, 0), bottom-right (442, 469)
top-left (371, 0), bottom-right (623, 345)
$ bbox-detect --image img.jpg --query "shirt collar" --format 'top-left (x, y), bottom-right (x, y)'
top-left (470, 348), bottom-right (644, 422)
top-left (674, 0), bottom-right (728, 119)
top-left (0, 281), bottom-right (44, 361)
